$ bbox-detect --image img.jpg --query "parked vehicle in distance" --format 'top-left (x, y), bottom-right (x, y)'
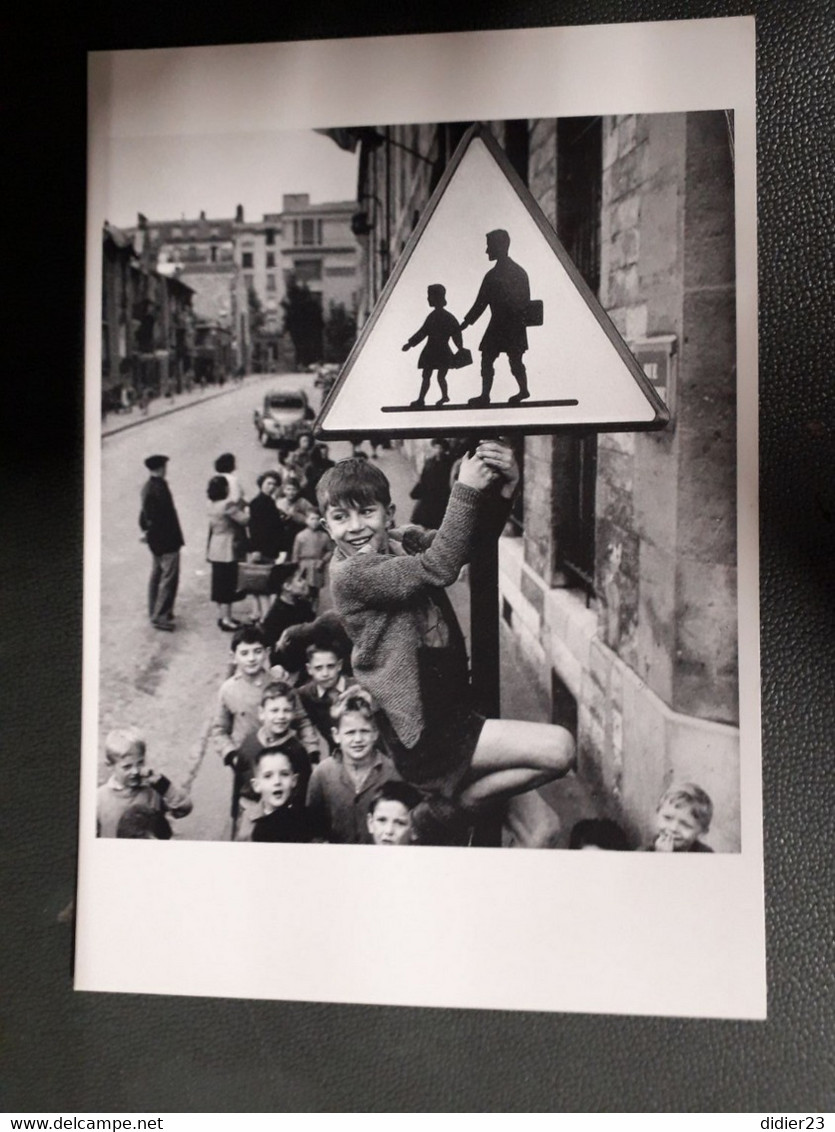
top-left (254, 389), bottom-right (315, 450)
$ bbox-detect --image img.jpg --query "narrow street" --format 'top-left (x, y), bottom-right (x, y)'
top-left (102, 373), bottom-right (331, 838)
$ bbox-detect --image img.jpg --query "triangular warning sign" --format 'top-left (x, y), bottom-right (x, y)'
top-left (316, 125), bottom-right (669, 438)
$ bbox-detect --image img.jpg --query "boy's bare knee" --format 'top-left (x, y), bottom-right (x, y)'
top-left (543, 727), bottom-right (575, 777)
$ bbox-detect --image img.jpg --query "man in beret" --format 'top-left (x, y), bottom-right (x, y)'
top-left (139, 455), bottom-right (184, 631)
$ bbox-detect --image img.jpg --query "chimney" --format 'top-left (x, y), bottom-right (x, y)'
top-left (132, 214), bottom-right (147, 257)
top-left (200, 210), bottom-right (206, 220)
top-left (235, 204), bottom-right (244, 222)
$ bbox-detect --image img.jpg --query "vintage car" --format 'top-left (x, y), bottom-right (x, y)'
top-left (253, 388), bottom-right (315, 449)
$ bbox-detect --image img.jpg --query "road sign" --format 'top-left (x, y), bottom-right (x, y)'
top-left (316, 124), bottom-right (670, 439)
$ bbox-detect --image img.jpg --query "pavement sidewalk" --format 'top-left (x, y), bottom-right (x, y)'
top-left (101, 375), bottom-right (272, 439)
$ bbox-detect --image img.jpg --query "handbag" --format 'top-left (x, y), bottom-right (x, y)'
top-left (236, 560), bottom-right (276, 595)
top-left (450, 348), bottom-right (473, 369)
top-left (524, 300), bottom-right (544, 327)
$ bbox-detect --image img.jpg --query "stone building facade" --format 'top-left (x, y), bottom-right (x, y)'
top-left (101, 222), bottom-right (196, 407)
top-left (513, 113), bottom-right (738, 850)
top-left (352, 114), bottom-right (739, 850)
top-left (129, 196), bottom-right (360, 372)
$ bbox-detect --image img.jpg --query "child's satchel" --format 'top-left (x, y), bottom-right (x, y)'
top-left (450, 348), bottom-right (473, 369)
top-left (524, 299), bottom-right (544, 326)
top-left (236, 560), bottom-right (277, 595)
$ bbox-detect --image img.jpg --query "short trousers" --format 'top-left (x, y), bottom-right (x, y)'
top-left (376, 707), bottom-right (486, 801)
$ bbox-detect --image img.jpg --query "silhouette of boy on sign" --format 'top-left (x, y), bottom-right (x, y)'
top-left (460, 229), bottom-right (531, 406)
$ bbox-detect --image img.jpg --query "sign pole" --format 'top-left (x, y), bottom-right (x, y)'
top-left (470, 514), bottom-right (501, 716)
top-left (468, 480), bottom-right (503, 848)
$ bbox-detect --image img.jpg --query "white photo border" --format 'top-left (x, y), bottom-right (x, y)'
top-left (78, 17), bottom-right (764, 1019)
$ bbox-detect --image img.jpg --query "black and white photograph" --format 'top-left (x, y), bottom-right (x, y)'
top-left (78, 20), bottom-right (765, 1019)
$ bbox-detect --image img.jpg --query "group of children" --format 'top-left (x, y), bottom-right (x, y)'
top-left (102, 435), bottom-right (717, 852)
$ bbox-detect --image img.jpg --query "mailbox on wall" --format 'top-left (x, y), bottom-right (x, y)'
top-left (628, 334), bottom-right (677, 421)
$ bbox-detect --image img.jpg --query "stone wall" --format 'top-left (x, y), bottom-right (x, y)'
top-left (597, 111), bottom-right (737, 724)
top-left (501, 112), bottom-right (740, 848)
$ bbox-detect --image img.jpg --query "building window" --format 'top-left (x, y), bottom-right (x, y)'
top-left (266, 228), bottom-right (276, 246)
top-left (242, 251), bottom-right (253, 269)
top-left (210, 246), bottom-right (218, 263)
top-left (243, 274), bottom-right (254, 289)
top-left (293, 258), bottom-right (322, 283)
top-left (266, 274), bottom-right (276, 292)
top-left (294, 218), bottom-right (322, 246)
top-left (266, 252), bottom-right (275, 268)
top-left (556, 116), bottom-right (603, 592)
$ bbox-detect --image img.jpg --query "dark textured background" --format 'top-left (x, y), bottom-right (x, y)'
top-left (3, 0), bottom-right (833, 1112)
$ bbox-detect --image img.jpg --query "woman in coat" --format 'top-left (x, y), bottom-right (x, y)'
top-left (207, 474), bottom-right (249, 631)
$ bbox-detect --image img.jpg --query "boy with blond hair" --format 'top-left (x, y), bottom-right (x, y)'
top-left (305, 688), bottom-right (400, 843)
top-left (97, 727), bottom-right (192, 838)
top-left (647, 782), bottom-right (715, 852)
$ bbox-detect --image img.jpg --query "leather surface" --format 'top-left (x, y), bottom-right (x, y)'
top-left (3, 0), bottom-right (833, 1113)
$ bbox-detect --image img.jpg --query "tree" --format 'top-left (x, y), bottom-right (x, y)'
top-left (248, 285), bottom-right (266, 335)
top-left (281, 277), bottom-right (323, 368)
top-left (323, 302), bottom-right (357, 364)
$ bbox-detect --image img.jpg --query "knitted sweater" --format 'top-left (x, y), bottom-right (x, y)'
top-left (329, 480), bottom-right (488, 747)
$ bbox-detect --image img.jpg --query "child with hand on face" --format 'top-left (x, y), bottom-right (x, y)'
top-left (234, 682), bottom-right (312, 841)
top-left (97, 727), bottom-right (192, 838)
top-left (305, 688), bottom-right (400, 843)
top-left (646, 782), bottom-right (715, 853)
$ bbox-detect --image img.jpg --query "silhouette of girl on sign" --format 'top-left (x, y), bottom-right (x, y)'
top-left (402, 284), bottom-right (464, 407)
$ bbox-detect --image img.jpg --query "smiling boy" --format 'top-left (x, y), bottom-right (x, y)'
top-left (317, 448), bottom-right (575, 841)
top-left (647, 782), bottom-right (715, 852)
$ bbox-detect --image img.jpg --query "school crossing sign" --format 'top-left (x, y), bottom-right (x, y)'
top-left (316, 124), bottom-right (669, 439)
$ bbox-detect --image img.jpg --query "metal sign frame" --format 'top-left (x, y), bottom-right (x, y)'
top-left (315, 123), bottom-right (670, 440)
